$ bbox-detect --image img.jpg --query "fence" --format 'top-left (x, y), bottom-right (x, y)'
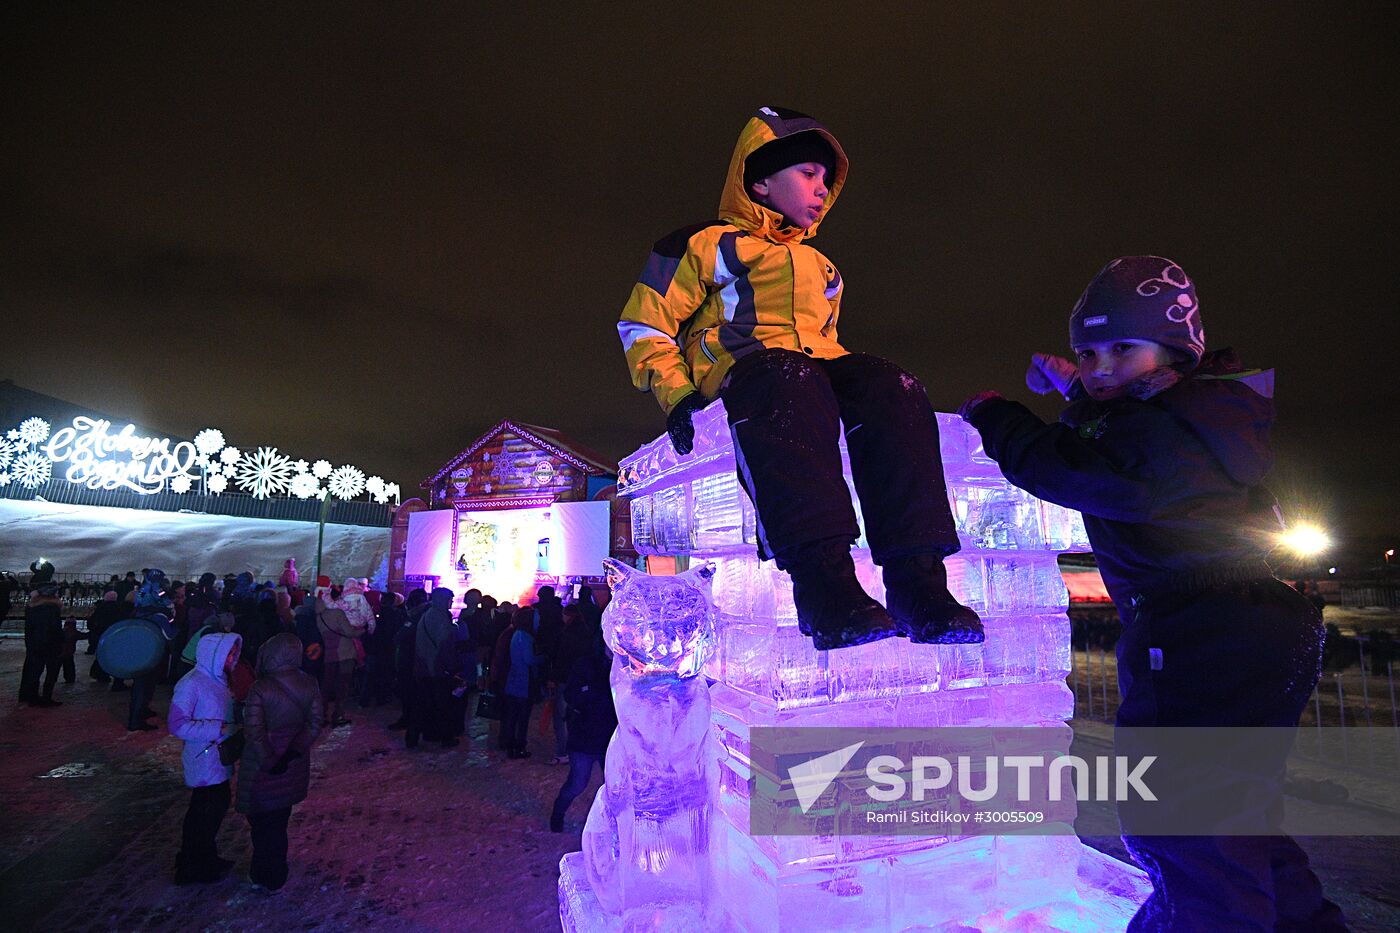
top-left (1338, 581), bottom-right (1400, 610)
top-left (1, 573), bottom-right (202, 622)
top-left (1071, 633), bottom-right (1400, 772)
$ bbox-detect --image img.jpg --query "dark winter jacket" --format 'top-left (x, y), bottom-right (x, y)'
top-left (236, 633), bottom-right (322, 814)
top-left (397, 599), bottom-right (429, 678)
top-left (371, 598), bottom-right (406, 660)
top-left (292, 602), bottom-right (323, 677)
top-left (414, 589), bottom-right (457, 678)
top-left (552, 616), bottom-right (601, 685)
top-left (534, 598), bottom-right (564, 674)
top-left (488, 623), bottom-right (517, 694)
top-left (86, 598), bottom-right (129, 650)
top-left (24, 592), bottom-right (64, 655)
top-left (576, 588), bottom-right (604, 633)
top-left (563, 654), bottom-right (617, 755)
top-left (968, 350), bottom-right (1280, 616)
top-left (236, 598), bottom-right (281, 668)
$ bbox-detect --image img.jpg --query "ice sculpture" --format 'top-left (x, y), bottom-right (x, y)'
top-left (560, 403), bottom-right (1150, 932)
top-left (581, 559), bottom-right (720, 931)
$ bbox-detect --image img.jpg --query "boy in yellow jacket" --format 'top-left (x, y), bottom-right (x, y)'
top-left (618, 107), bottom-right (981, 650)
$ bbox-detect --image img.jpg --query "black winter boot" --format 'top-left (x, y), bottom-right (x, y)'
top-left (782, 538), bottom-right (899, 651)
top-left (883, 553), bottom-right (984, 644)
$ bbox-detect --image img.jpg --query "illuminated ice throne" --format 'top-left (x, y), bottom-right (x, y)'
top-left (559, 403), bottom-right (1149, 931)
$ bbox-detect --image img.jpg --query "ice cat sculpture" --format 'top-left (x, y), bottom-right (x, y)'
top-left (581, 557), bottom-right (720, 931)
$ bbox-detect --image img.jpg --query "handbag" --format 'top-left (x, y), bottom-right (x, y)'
top-left (476, 691), bottom-right (502, 721)
top-left (218, 728), bottom-right (245, 766)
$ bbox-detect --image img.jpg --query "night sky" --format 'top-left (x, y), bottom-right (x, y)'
top-left (4, 4), bottom-right (1396, 546)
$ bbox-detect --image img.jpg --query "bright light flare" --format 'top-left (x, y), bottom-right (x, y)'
top-left (1278, 523), bottom-right (1332, 557)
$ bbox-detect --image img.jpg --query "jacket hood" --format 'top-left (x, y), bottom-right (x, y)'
top-left (196, 631), bottom-right (242, 683)
top-left (258, 632), bottom-right (303, 674)
top-left (428, 588), bottom-right (455, 612)
top-left (1155, 349), bottom-right (1276, 486)
top-left (718, 107), bottom-right (849, 245)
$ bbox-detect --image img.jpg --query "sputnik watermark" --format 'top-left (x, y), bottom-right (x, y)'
top-left (750, 726), bottom-right (1400, 836)
top-left (788, 749), bottom-right (1155, 815)
top-left (864, 754), bottom-right (1156, 805)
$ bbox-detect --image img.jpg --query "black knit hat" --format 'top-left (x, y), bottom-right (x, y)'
top-left (743, 131), bottom-right (837, 192)
top-left (1069, 256), bottom-right (1205, 366)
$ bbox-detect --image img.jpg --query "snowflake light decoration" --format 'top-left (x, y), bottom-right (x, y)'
top-left (194, 428), bottom-right (226, 456)
top-left (328, 464), bottom-right (366, 500)
top-left (18, 417), bottom-right (50, 446)
top-left (2, 413), bottom-right (399, 508)
top-left (290, 473), bottom-right (322, 499)
top-left (233, 446), bottom-right (295, 499)
top-left (14, 451), bottom-right (51, 488)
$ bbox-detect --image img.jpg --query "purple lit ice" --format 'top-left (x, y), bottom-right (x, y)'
top-left (560, 405), bottom-right (1148, 931)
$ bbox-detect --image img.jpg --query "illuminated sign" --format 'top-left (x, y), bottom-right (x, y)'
top-left (0, 415), bottom-right (400, 504)
top-left (45, 417), bottom-right (198, 495)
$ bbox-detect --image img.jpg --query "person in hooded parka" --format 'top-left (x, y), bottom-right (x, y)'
top-left (236, 632), bottom-right (322, 891)
top-left (168, 631), bottom-right (243, 884)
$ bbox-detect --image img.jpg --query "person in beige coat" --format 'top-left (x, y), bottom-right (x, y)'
top-left (315, 588), bottom-right (361, 727)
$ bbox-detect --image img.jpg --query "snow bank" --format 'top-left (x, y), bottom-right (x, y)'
top-left (0, 499), bottom-right (389, 581)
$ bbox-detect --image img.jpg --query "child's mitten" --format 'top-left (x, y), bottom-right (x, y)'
top-left (666, 392), bottom-right (708, 456)
top-left (1026, 353), bottom-right (1078, 398)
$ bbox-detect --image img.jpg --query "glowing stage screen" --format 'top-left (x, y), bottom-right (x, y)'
top-left (404, 501), bottom-right (610, 603)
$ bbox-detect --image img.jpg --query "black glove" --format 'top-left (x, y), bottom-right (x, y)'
top-left (957, 391), bottom-right (1004, 422)
top-left (666, 392), bottom-right (708, 456)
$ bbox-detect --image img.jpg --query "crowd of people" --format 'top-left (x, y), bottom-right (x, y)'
top-left (13, 558), bottom-right (619, 891)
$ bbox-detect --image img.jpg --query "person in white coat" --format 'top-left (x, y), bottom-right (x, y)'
top-left (168, 631), bottom-right (242, 884)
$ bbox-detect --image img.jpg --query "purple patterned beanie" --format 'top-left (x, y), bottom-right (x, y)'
top-left (1069, 256), bottom-right (1205, 365)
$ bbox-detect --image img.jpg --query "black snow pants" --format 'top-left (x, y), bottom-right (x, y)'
top-left (718, 348), bottom-right (959, 567)
top-left (1114, 579), bottom-right (1347, 932)
top-left (18, 647), bottom-right (60, 702)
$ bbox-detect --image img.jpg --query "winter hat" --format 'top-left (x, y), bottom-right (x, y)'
top-left (743, 130), bottom-right (837, 192)
top-left (1069, 256), bottom-right (1205, 366)
top-left (134, 569), bottom-right (172, 617)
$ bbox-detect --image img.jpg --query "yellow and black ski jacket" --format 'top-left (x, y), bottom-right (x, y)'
top-left (618, 107), bottom-right (852, 415)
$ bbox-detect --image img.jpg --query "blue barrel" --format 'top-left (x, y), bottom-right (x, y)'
top-left (97, 618), bottom-right (167, 679)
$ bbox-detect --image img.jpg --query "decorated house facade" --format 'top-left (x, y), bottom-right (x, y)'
top-left (393, 420), bottom-right (626, 603)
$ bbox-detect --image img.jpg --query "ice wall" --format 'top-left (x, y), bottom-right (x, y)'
top-left (560, 403), bottom-right (1148, 931)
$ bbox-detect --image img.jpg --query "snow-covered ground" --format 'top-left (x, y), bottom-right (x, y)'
top-left (0, 499), bottom-right (389, 582)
